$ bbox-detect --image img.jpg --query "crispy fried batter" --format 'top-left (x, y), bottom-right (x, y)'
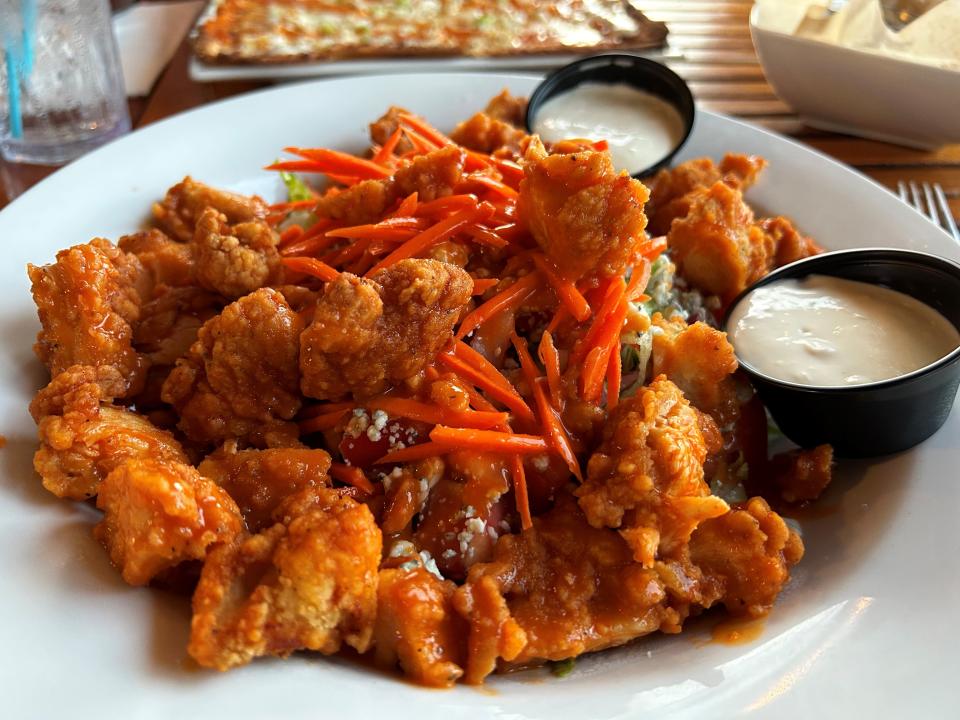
top-left (577, 376), bottom-right (729, 566)
top-left (314, 146), bottom-right (465, 225)
top-left (188, 490), bottom-right (381, 670)
top-left (758, 216), bottom-right (823, 268)
top-left (374, 567), bottom-right (466, 688)
top-left (28, 241), bottom-right (146, 396)
top-left (31, 365), bottom-right (189, 499)
top-left (483, 89), bottom-right (528, 127)
top-left (689, 496), bottom-right (804, 617)
top-left (119, 229), bottom-right (195, 289)
top-left (454, 496), bottom-right (670, 683)
top-left (153, 176), bottom-right (269, 243)
top-left (369, 105), bottom-right (415, 155)
top-left (161, 288), bottom-right (303, 447)
top-left (300, 259), bottom-right (472, 400)
top-left (518, 138), bottom-right (650, 280)
top-left (192, 208), bottom-right (282, 299)
top-left (769, 444), bottom-right (834, 503)
top-left (450, 112), bottom-right (527, 155)
top-left (198, 446), bottom-right (332, 532)
top-left (666, 181), bottom-right (773, 304)
top-left (94, 459), bottom-right (242, 586)
top-left (650, 315), bottom-right (740, 424)
top-left (647, 153), bottom-right (767, 235)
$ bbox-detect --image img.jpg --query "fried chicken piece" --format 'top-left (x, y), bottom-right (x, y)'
top-left (162, 288), bottom-right (303, 447)
top-left (198, 446), bottom-right (332, 532)
top-left (483, 89), bottom-right (528, 127)
top-left (650, 314), bottom-right (740, 425)
top-left (188, 489), bottom-right (381, 670)
top-left (313, 146), bottom-right (465, 225)
top-left (369, 105), bottom-right (414, 155)
top-left (374, 567), bottom-right (466, 688)
top-left (134, 286), bottom-right (223, 366)
top-left (647, 153), bottom-right (767, 235)
top-left (28, 240), bottom-right (146, 396)
top-left (757, 216), bottom-right (823, 268)
top-left (301, 259), bottom-right (472, 400)
top-left (152, 176), bottom-right (269, 243)
top-left (450, 112), bottom-right (527, 155)
top-left (667, 181), bottom-right (774, 304)
top-left (30, 365), bottom-right (189, 499)
top-left (769, 444), bottom-right (834, 503)
top-left (118, 229), bottom-right (195, 288)
top-left (689, 496), bottom-right (804, 617)
top-left (454, 496), bottom-right (671, 683)
top-left (191, 207), bottom-right (282, 299)
top-left (518, 137), bottom-right (650, 281)
top-left (577, 376), bottom-right (729, 566)
top-left (93, 459), bottom-right (242, 586)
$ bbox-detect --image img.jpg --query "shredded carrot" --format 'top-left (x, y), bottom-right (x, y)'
top-left (444, 371), bottom-right (499, 412)
top-left (463, 223), bottom-right (509, 249)
top-left (414, 194), bottom-right (479, 217)
top-left (470, 278), bottom-right (498, 295)
top-left (326, 173), bottom-right (361, 186)
top-left (439, 352), bottom-right (535, 425)
top-left (510, 455), bottom-right (533, 531)
top-left (463, 150), bottom-right (493, 172)
top-left (326, 217), bottom-right (426, 241)
top-left (365, 396), bottom-right (509, 430)
top-left (299, 409), bottom-right (349, 434)
top-left (268, 198), bottom-right (318, 213)
top-left (280, 216), bottom-right (334, 248)
top-left (640, 235), bottom-right (668, 260)
top-left (456, 271), bottom-right (541, 340)
top-left (366, 203), bottom-right (491, 276)
top-left (329, 462), bottom-right (375, 494)
top-left (281, 256), bottom-right (339, 282)
top-left (398, 112), bottom-right (453, 148)
top-left (374, 441), bottom-right (448, 465)
top-left (280, 233), bottom-right (341, 258)
top-left (325, 238), bottom-right (371, 268)
top-left (570, 276), bottom-right (626, 365)
top-left (372, 127), bottom-right (403, 165)
top-left (606, 340), bottom-right (622, 410)
top-left (283, 147), bottom-right (392, 179)
top-left (298, 400), bottom-right (355, 419)
top-left (265, 160), bottom-right (330, 174)
top-left (389, 191), bottom-right (419, 218)
top-left (538, 331), bottom-right (563, 409)
top-left (402, 126), bottom-right (440, 154)
top-left (531, 253), bottom-right (591, 322)
top-left (546, 306), bottom-right (569, 334)
top-left (580, 297), bottom-right (629, 402)
top-left (593, 139), bottom-right (609, 151)
top-left (279, 225), bottom-right (304, 246)
top-left (491, 157), bottom-right (524, 186)
top-left (429, 426), bottom-right (548, 454)
top-left (464, 173), bottom-right (519, 200)
top-left (625, 258), bottom-right (652, 301)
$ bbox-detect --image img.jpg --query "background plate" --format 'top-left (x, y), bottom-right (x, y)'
top-left (1, 73), bottom-right (958, 719)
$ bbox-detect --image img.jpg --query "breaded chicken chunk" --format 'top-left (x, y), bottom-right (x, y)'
top-left (94, 459), bottom-right (242, 586)
top-left (188, 489), bottom-right (381, 670)
top-left (369, 105), bottom-right (415, 155)
top-left (450, 112), bottom-right (527, 155)
top-left (28, 240), bottom-right (147, 396)
top-left (454, 496), bottom-right (671, 684)
top-left (301, 259), bottom-right (472, 400)
top-left (666, 181), bottom-right (773, 304)
top-left (757, 216), bottom-right (823, 268)
top-left (134, 286), bottom-right (223, 368)
top-left (483, 89), bottom-right (528, 127)
top-left (119, 229), bottom-right (195, 289)
top-left (314, 146), bottom-right (465, 225)
top-left (198, 445), bottom-right (332, 532)
top-left (690, 496), bottom-right (804, 617)
top-left (152, 176), bottom-right (269, 243)
top-left (650, 315), bottom-right (740, 425)
top-left (518, 138), bottom-right (650, 281)
top-left (374, 567), bottom-right (466, 688)
top-left (769, 444), bottom-right (834, 503)
top-left (191, 208), bottom-right (282, 299)
top-left (162, 288), bottom-right (304, 447)
top-left (30, 365), bottom-right (189, 499)
top-left (646, 153), bottom-right (767, 235)
top-left (577, 376), bottom-right (729, 566)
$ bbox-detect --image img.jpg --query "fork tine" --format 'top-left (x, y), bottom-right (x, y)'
top-left (932, 183), bottom-right (960, 244)
top-left (922, 182), bottom-right (941, 226)
top-left (897, 180), bottom-right (909, 202)
top-left (909, 181), bottom-right (928, 219)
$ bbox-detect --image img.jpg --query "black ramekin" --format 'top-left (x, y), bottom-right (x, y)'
top-left (524, 54), bottom-right (696, 178)
top-left (723, 248), bottom-right (960, 458)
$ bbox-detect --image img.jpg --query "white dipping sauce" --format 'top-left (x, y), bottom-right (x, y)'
top-left (728, 274), bottom-right (960, 387)
top-left (532, 82), bottom-right (684, 173)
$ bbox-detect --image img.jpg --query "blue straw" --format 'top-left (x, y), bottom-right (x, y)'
top-left (4, 47), bottom-right (22, 139)
top-left (3, 0), bottom-right (36, 140)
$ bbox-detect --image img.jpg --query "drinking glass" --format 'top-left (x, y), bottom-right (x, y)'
top-left (0, 0), bottom-right (130, 165)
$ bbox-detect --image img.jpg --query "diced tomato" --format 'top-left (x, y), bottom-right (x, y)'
top-left (338, 414), bottom-right (431, 469)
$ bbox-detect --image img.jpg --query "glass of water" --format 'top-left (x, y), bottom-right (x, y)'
top-left (0, 0), bottom-right (130, 165)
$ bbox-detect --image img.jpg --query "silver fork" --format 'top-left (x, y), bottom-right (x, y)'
top-left (897, 181), bottom-right (960, 244)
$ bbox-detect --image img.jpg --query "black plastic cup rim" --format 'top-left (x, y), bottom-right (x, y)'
top-left (524, 53), bottom-right (696, 178)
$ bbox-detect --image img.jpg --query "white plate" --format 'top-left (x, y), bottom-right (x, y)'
top-left (187, 49), bottom-right (679, 83)
top-left (1, 74), bottom-right (958, 720)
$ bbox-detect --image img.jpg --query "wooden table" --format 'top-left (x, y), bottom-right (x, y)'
top-left (2, 0), bottom-right (958, 221)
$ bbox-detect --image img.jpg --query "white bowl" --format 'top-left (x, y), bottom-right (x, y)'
top-left (749, 4), bottom-right (960, 149)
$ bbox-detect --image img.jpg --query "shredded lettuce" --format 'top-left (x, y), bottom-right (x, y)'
top-left (620, 331), bottom-right (653, 399)
top-left (640, 254), bottom-right (719, 326)
top-left (550, 658), bottom-right (576, 678)
top-left (279, 170), bottom-right (315, 202)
